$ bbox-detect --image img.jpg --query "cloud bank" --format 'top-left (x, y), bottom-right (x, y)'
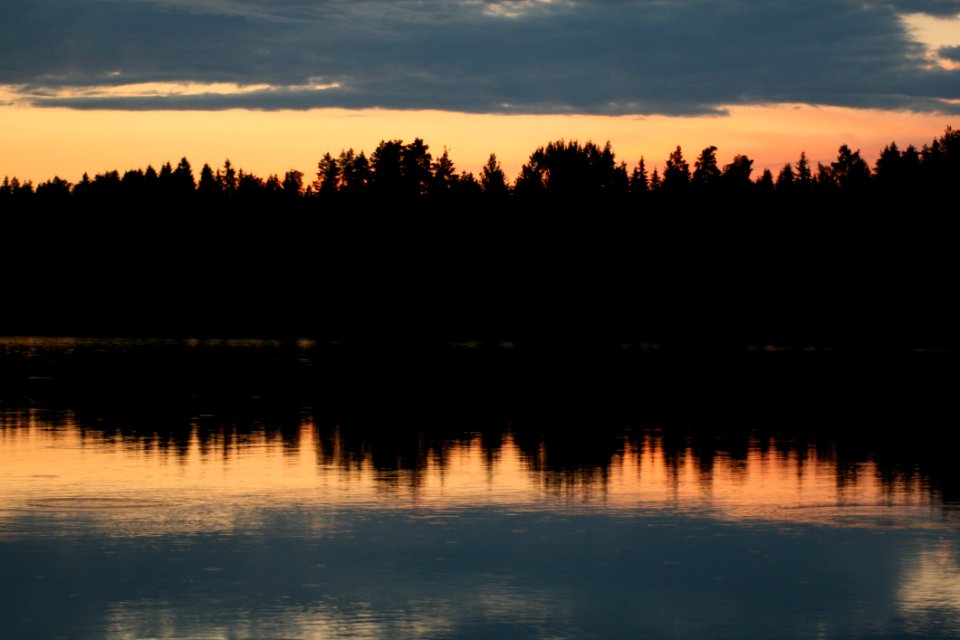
top-left (2, 0), bottom-right (958, 114)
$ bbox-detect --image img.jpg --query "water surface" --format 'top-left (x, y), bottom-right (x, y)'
top-left (1, 338), bottom-right (957, 639)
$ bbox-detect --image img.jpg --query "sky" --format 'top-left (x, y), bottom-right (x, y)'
top-left (1, 0), bottom-right (959, 184)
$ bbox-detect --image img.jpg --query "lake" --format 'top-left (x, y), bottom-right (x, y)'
top-left (1, 338), bottom-right (957, 639)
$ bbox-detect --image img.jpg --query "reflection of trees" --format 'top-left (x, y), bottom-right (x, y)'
top-left (1, 343), bottom-right (958, 503)
top-left (0, 341), bottom-right (312, 459)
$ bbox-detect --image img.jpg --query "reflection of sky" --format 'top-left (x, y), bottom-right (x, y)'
top-left (2, 503), bottom-right (956, 639)
top-left (899, 539), bottom-right (960, 634)
top-left (0, 420), bottom-right (937, 538)
top-left (2, 419), bottom-right (958, 638)
top-left (0, 412), bottom-right (960, 638)
top-left (1, 326), bottom-right (956, 640)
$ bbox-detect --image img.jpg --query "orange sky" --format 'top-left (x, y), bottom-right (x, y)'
top-left (2, 8), bottom-right (957, 189)
top-left (0, 103), bottom-right (952, 187)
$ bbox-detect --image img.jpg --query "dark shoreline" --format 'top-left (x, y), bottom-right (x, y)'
top-left (2, 211), bottom-right (956, 350)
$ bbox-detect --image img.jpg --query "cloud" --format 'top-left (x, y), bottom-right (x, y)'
top-left (941, 45), bottom-right (960, 61)
top-left (890, 0), bottom-right (960, 17)
top-left (1, 0), bottom-right (959, 114)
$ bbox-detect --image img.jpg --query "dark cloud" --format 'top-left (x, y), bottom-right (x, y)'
top-left (941, 45), bottom-right (960, 61)
top-left (2, 0), bottom-right (959, 114)
top-left (889, 0), bottom-right (960, 16)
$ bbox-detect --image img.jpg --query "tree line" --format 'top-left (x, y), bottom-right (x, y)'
top-left (1, 126), bottom-right (957, 348)
top-left (2, 127), bottom-right (956, 210)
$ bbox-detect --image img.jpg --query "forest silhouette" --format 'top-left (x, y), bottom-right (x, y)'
top-left (1, 127), bottom-right (958, 347)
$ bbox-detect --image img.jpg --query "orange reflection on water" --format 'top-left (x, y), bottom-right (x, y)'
top-left (0, 416), bottom-right (937, 536)
top-left (899, 540), bottom-right (960, 633)
top-left (529, 435), bottom-right (932, 525)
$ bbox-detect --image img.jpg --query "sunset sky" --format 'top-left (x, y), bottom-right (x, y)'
top-left (2, 1), bottom-right (958, 184)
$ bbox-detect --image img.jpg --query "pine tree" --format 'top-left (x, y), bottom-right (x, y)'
top-left (775, 163), bottom-right (795, 193)
top-left (692, 146), bottom-right (720, 191)
top-left (630, 157), bottom-right (648, 194)
top-left (480, 153), bottom-right (509, 199)
top-left (795, 152), bottom-right (812, 191)
top-left (662, 146), bottom-right (690, 193)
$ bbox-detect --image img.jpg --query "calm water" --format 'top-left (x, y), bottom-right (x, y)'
top-left (1, 338), bottom-right (958, 639)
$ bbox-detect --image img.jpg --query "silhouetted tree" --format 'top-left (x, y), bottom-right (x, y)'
top-left (143, 165), bottom-right (159, 195)
top-left (524, 139), bottom-right (626, 199)
top-left (12, 177), bottom-right (34, 207)
top-left (661, 146), bottom-right (690, 194)
top-left (264, 174), bottom-right (283, 197)
top-left (830, 145), bottom-right (871, 192)
top-left (649, 167), bottom-right (661, 191)
top-left (756, 168), bottom-right (775, 196)
top-left (401, 138), bottom-right (432, 197)
top-left (91, 170), bottom-right (122, 203)
top-left (920, 126), bottom-right (959, 194)
top-left (35, 176), bottom-right (72, 209)
top-left (196, 164), bottom-right (220, 203)
top-left (692, 146), bottom-right (720, 192)
top-left (120, 169), bottom-right (146, 202)
top-left (874, 141), bottom-right (901, 183)
top-left (370, 140), bottom-right (405, 198)
top-left (721, 154), bottom-right (754, 196)
top-left (610, 159), bottom-right (630, 197)
top-left (172, 157), bottom-right (195, 196)
top-left (429, 147), bottom-right (457, 197)
top-left (630, 157), bottom-right (649, 195)
top-left (282, 170), bottom-right (304, 199)
top-left (513, 164), bottom-right (546, 200)
top-left (220, 159), bottom-right (238, 196)
top-left (158, 162), bottom-right (174, 196)
top-left (900, 145), bottom-right (922, 189)
top-left (316, 153), bottom-right (340, 197)
top-left (874, 141), bottom-right (922, 200)
top-left (454, 171), bottom-right (483, 199)
top-left (339, 149), bottom-right (370, 197)
top-left (72, 173), bottom-right (92, 203)
top-left (0, 177), bottom-right (10, 208)
top-left (775, 163), bottom-right (795, 193)
top-left (795, 152), bottom-right (813, 191)
top-left (814, 162), bottom-right (835, 195)
top-left (480, 153), bottom-right (510, 200)
top-left (237, 170), bottom-right (264, 200)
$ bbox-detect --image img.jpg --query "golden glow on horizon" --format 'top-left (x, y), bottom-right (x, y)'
top-left (0, 103), bottom-right (952, 187)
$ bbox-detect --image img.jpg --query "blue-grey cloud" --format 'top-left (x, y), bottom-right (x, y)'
top-left (889, 0), bottom-right (960, 16)
top-left (2, 0), bottom-right (959, 114)
top-left (941, 45), bottom-right (960, 61)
